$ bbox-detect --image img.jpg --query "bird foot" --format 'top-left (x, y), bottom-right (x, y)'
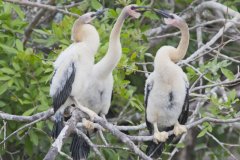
top-left (82, 118), bottom-right (94, 130)
top-left (153, 131), bottom-right (168, 143)
top-left (88, 110), bottom-right (97, 121)
top-left (72, 97), bottom-right (97, 121)
top-left (173, 123), bottom-right (187, 136)
top-left (100, 113), bottom-right (107, 121)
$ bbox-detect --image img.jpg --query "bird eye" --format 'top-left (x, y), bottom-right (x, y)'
top-left (169, 15), bottom-right (174, 19)
top-left (131, 6), bottom-right (136, 10)
top-left (90, 14), bottom-right (96, 18)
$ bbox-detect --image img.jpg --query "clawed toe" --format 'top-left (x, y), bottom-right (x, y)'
top-left (82, 118), bottom-right (94, 130)
top-left (153, 131), bottom-right (169, 143)
top-left (173, 124), bottom-right (187, 136)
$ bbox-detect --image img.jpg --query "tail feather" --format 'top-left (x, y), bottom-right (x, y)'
top-left (70, 133), bottom-right (90, 160)
top-left (146, 141), bottom-right (165, 158)
top-left (52, 113), bottom-right (64, 139)
top-left (147, 135), bottom-right (175, 158)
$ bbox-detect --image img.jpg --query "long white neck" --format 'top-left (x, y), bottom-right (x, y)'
top-left (169, 23), bottom-right (189, 62)
top-left (72, 20), bottom-right (100, 55)
top-left (94, 10), bottom-right (127, 78)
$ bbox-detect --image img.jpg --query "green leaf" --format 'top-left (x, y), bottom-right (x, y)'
top-left (0, 76), bottom-right (11, 81)
top-left (0, 68), bottom-right (15, 75)
top-left (23, 108), bottom-right (35, 116)
top-left (16, 39), bottom-right (23, 51)
top-left (221, 68), bottom-right (235, 80)
top-left (197, 128), bottom-right (207, 138)
top-left (91, 0), bottom-right (102, 10)
top-left (0, 101), bottom-right (6, 108)
top-left (33, 29), bottom-right (50, 35)
top-left (176, 142), bottom-right (185, 148)
top-left (24, 137), bottom-right (33, 156)
top-left (228, 89), bottom-right (237, 101)
top-left (122, 47), bottom-right (130, 53)
top-left (11, 4), bottom-right (24, 19)
top-left (143, 11), bottom-right (159, 20)
top-left (107, 9), bottom-right (118, 18)
top-left (30, 131), bottom-right (38, 146)
top-left (129, 97), bottom-right (144, 111)
top-left (0, 13), bottom-right (11, 20)
top-left (12, 62), bottom-right (20, 71)
top-left (0, 44), bottom-right (18, 54)
top-left (0, 83), bottom-right (8, 95)
top-left (44, 68), bottom-right (53, 73)
top-left (130, 52), bottom-right (137, 60)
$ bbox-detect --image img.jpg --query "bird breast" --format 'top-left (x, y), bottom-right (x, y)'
top-left (72, 69), bottom-right (113, 115)
top-left (146, 70), bottom-right (187, 128)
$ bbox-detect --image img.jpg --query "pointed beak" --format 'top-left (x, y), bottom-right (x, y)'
top-left (95, 9), bottom-right (105, 17)
top-left (131, 6), bottom-right (151, 12)
top-left (153, 9), bottom-right (174, 19)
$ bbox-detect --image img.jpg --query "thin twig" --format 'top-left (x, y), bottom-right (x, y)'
top-left (22, 0), bottom-right (56, 45)
top-left (128, 116), bottom-right (240, 142)
top-left (4, 0), bottom-right (79, 17)
top-left (0, 115), bottom-right (49, 145)
top-left (191, 78), bottom-right (240, 92)
top-left (0, 109), bottom-right (54, 122)
top-left (72, 98), bottom-right (152, 160)
top-left (198, 126), bottom-right (238, 160)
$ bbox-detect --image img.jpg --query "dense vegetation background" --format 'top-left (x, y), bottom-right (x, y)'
top-left (0, 0), bottom-right (240, 159)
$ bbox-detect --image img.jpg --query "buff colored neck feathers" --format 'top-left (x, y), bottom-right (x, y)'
top-left (71, 18), bottom-right (100, 53)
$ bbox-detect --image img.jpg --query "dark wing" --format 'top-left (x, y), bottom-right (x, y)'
top-left (50, 63), bottom-right (76, 112)
top-left (145, 80), bottom-right (168, 157)
top-left (178, 85), bottom-right (189, 125)
top-left (144, 80), bottom-right (154, 134)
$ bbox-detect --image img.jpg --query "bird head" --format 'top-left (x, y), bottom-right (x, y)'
top-left (154, 10), bottom-right (185, 28)
top-left (79, 9), bottom-right (105, 24)
top-left (122, 5), bottom-right (143, 19)
top-left (71, 10), bottom-right (104, 43)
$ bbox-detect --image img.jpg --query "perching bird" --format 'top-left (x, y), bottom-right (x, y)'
top-left (92, 5), bottom-right (141, 118)
top-left (50, 10), bottom-right (104, 159)
top-left (144, 10), bottom-right (189, 158)
top-left (50, 5), bottom-right (142, 160)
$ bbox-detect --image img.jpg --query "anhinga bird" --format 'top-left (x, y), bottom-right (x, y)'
top-left (50, 5), bottom-right (142, 160)
top-left (144, 10), bottom-right (189, 158)
top-left (92, 5), bottom-right (141, 117)
top-left (50, 10), bottom-right (104, 159)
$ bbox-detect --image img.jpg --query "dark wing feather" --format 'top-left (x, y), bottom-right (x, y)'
top-left (144, 80), bottom-right (164, 157)
top-left (144, 80), bottom-right (154, 134)
top-left (178, 87), bottom-right (189, 124)
top-left (51, 63), bottom-right (76, 139)
top-left (52, 63), bottom-right (76, 112)
top-left (70, 133), bottom-right (90, 160)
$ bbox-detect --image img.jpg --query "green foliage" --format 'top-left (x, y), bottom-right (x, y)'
top-left (0, 0), bottom-right (240, 159)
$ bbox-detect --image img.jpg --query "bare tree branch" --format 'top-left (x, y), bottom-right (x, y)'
top-left (4, 0), bottom-right (79, 17)
top-left (22, 0), bottom-right (56, 45)
top-left (72, 98), bottom-right (152, 160)
top-left (0, 113), bottom-right (51, 145)
top-left (128, 116), bottom-right (240, 142)
top-left (0, 109), bottom-right (53, 122)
